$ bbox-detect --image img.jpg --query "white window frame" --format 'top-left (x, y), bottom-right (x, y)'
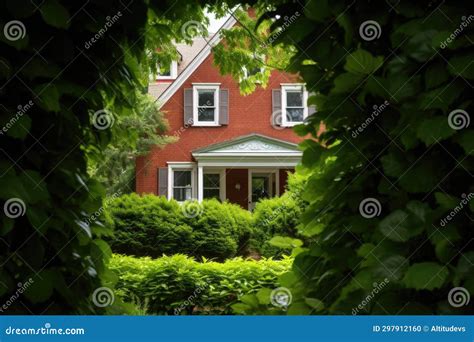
top-left (242, 66), bottom-right (264, 82)
top-left (167, 162), bottom-right (196, 202)
top-left (202, 169), bottom-right (226, 201)
top-left (157, 60), bottom-right (178, 80)
top-left (281, 84), bottom-right (308, 127)
top-left (192, 84), bottom-right (220, 126)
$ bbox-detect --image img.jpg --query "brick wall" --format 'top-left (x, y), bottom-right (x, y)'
top-left (136, 52), bottom-right (303, 194)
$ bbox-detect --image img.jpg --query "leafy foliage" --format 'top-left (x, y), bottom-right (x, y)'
top-left (110, 254), bottom-right (291, 315)
top-left (88, 92), bottom-right (175, 195)
top-left (106, 194), bottom-right (254, 261)
top-left (0, 0), bottom-right (242, 314)
top-left (230, 0), bottom-right (473, 315)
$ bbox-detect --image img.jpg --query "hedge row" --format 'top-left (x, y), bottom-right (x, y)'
top-left (109, 254), bottom-right (291, 315)
top-left (106, 173), bottom-right (308, 259)
top-left (107, 194), bottom-right (253, 260)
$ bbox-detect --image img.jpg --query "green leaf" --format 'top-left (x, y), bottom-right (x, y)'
top-left (403, 262), bottom-right (449, 290)
top-left (448, 55), bottom-right (474, 80)
top-left (416, 116), bottom-right (455, 145)
top-left (5, 114), bottom-right (31, 139)
top-left (256, 288), bottom-right (272, 305)
top-left (332, 73), bottom-right (364, 94)
top-left (231, 303), bottom-right (252, 314)
top-left (240, 294), bottom-right (259, 307)
top-left (424, 63), bottom-right (449, 89)
top-left (287, 301), bottom-right (312, 315)
top-left (435, 192), bottom-right (459, 210)
top-left (33, 84), bottom-right (60, 112)
top-left (269, 236), bottom-right (303, 249)
top-left (304, 297), bottom-right (324, 311)
top-left (345, 49), bottom-right (384, 75)
top-left (378, 210), bottom-right (410, 242)
top-left (304, 0), bottom-right (330, 22)
top-left (24, 271), bottom-right (55, 303)
top-left (298, 221), bottom-right (325, 237)
top-left (454, 131), bottom-right (474, 155)
top-left (40, 0), bottom-right (70, 29)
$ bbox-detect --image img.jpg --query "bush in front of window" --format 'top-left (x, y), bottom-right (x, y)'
top-left (252, 172), bottom-right (310, 258)
top-left (107, 193), bottom-right (194, 258)
top-left (106, 195), bottom-right (255, 260)
top-left (182, 199), bottom-right (253, 261)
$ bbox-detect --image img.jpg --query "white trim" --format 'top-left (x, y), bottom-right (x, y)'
top-left (157, 60), bottom-right (178, 80)
top-left (167, 163), bottom-right (197, 201)
top-left (281, 84), bottom-right (308, 127)
top-left (157, 15), bottom-right (238, 107)
top-left (201, 169), bottom-right (226, 202)
top-left (193, 84), bottom-right (220, 126)
top-left (192, 82), bottom-right (221, 86)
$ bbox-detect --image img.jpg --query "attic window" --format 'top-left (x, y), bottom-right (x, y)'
top-left (157, 61), bottom-right (178, 80)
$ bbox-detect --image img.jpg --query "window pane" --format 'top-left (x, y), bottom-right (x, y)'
top-left (203, 174), bottom-right (220, 188)
top-left (198, 107), bottom-right (215, 121)
top-left (286, 108), bottom-right (304, 122)
top-left (174, 188), bottom-right (192, 201)
top-left (174, 171), bottom-right (191, 187)
top-left (158, 63), bottom-right (171, 76)
top-left (198, 90), bottom-right (215, 106)
top-left (203, 188), bottom-right (220, 199)
top-left (286, 91), bottom-right (303, 106)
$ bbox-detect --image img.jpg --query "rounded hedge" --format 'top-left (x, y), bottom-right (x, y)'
top-left (107, 194), bottom-right (254, 260)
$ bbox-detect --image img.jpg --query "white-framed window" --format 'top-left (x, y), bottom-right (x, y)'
top-left (172, 169), bottom-right (193, 201)
top-left (243, 66), bottom-right (264, 80)
top-left (193, 84), bottom-right (220, 126)
top-left (157, 61), bottom-right (178, 80)
top-left (203, 173), bottom-right (221, 200)
top-left (281, 84), bottom-right (308, 126)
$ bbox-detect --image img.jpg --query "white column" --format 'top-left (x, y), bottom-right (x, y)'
top-left (275, 169), bottom-right (280, 196)
top-left (197, 165), bottom-right (204, 202)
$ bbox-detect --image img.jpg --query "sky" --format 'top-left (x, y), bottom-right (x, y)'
top-left (206, 11), bottom-right (230, 33)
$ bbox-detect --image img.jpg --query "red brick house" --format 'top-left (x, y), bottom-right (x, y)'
top-left (136, 16), bottom-right (314, 210)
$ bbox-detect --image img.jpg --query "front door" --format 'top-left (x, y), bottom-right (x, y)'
top-left (249, 172), bottom-right (273, 210)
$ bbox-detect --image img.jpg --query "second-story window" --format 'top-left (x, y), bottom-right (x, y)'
top-left (193, 84), bottom-right (219, 126)
top-left (281, 84), bottom-right (308, 126)
top-left (157, 61), bottom-right (178, 80)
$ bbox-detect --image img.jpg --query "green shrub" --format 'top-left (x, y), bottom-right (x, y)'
top-left (107, 195), bottom-right (255, 260)
top-left (109, 254), bottom-right (291, 315)
top-left (252, 192), bottom-right (304, 257)
top-left (107, 194), bottom-right (193, 258)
